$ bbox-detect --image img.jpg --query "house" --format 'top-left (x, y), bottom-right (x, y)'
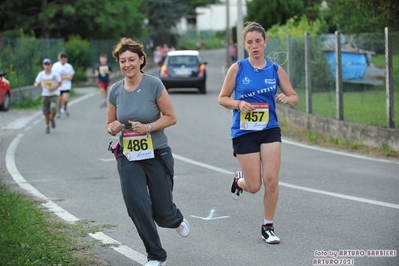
top-left (175, 0), bottom-right (248, 34)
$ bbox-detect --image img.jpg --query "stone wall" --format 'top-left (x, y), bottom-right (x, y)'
top-left (277, 104), bottom-right (399, 152)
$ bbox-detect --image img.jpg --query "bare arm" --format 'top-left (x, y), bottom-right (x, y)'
top-left (275, 66), bottom-right (299, 107)
top-left (218, 63), bottom-right (255, 114)
top-left (218, 63), bottom-right (240, 109)
top-left (106, 103), bottom-right (125, 136)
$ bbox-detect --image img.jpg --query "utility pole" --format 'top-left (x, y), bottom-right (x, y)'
top-left (237, 0), bottom-right (244, 60)
top-left (226, 0), bottom-right (230, 68)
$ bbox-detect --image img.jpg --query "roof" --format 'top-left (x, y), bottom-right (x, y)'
top-left (167, 50), bottom-right (200, 56)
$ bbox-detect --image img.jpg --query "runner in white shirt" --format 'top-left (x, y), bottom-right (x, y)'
top-left (34, 58), bottom-right (62, 134)
top-left (52, 52), bottom-right (75, 118)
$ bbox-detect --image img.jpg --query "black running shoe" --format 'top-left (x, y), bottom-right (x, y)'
top-left (261, 224), bottom-right (280, 244)
top-left (231, 170), bottom-right (243, 200)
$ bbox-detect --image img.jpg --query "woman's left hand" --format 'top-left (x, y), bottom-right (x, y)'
top-left (129, 121), bottom-right (148, 134)
top-left (276, 93), bottom-right (289, 104)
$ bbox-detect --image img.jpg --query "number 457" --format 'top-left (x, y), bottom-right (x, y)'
top-left (244, 111), bottom-right (264, 122)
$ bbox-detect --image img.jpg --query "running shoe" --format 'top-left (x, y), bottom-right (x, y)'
top-left (176, 218), bottom-right (190, 237)
top-left (51, 118), bottom-right (56, 128)
top-left (46, 126), bottom-right (50, 134)
top-left (64, 108), bottom-right (69, 116)
top-left (261, 224), bottom-right (280, 244)
top-left (145, 260), bottom-right (166, 266)
top-left (231, 170), bottom-right (243, 200)
top-left (56, 112), bottom-right (61, 119)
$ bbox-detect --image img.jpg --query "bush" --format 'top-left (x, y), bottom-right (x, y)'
top-left (65, 36), bottom-right (91, 73)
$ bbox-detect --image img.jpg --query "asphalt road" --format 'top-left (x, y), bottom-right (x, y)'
top-left (1, 49), bottom-right (398, 266)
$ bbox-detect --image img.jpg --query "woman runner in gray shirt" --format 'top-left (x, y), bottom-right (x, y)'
top-left (106, 37), bottom-right (190, 266)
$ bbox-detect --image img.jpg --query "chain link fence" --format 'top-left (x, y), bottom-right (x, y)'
top-left (2, 31), bottom-right (398, 128)
top-left (267, 29), bottom-right (398, 128)
top-left (0, 38), bottom-right (64, 88)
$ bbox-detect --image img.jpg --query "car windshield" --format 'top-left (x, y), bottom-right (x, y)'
top-left (168, 56), bottom-right (199, 66)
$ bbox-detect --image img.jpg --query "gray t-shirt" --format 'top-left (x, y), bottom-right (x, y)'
top-left (108, 74), bottom-right (168, 149)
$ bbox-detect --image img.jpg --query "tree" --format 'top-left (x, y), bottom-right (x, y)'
top-left (0, 0), bottom-right (146, 39)
top-left (354, 0), bottom-right (399, 30)
top-left (320, 0), bottom-right (387, 33)
top-left (245, 0), bottom-right (304, 31)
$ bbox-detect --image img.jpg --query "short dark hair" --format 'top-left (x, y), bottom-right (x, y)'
top-left (58, 52), bottom-right (68, 59)
top-left (112, 37), bottom-right (147, 72)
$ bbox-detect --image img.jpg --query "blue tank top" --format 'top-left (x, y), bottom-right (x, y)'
top-left (231, 58), bottom-right (280, 139)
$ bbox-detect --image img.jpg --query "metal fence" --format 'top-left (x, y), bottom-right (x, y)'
top-left (0, 38), bottom-right (64, 88)
top-left (266, 28), bottom-right (398, 129)
top-left (2, 30), bottom-right (398, 128)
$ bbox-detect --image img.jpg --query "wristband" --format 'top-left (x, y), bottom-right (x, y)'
top-left (148, 123), bottom-right (153, 133)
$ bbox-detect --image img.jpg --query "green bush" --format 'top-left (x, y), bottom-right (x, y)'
top-left (65, 36), bottom-right (91, 73)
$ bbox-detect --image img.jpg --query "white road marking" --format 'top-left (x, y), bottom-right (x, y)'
top-left (99, 158), bottom-right (115, 162)
top-left (282, 138), bottom-right (399, 165)
top-left (173, 153), bottom-right (399, 210)
top-left (4, 91), bottom-right (399, 265)
top-left (5, 94), bottom-right (149, 266)
top-left (191, 208), bottom-right (230, 220)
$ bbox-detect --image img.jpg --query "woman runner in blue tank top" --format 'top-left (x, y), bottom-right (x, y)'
top-left (218, 21), bottom-right (299, 244)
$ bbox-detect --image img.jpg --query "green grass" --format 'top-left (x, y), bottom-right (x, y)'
top-left (296, 90), bottom-right (399, 127)
top-left (295, 54), bottom-right (399, 128)
top-left (13, 88), bottom-right (79, 110)
top-left (0, 180), bottom-right (108, 265)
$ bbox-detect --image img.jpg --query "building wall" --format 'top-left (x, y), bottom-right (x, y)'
top-left (175, 0), bottom-right (248, 33)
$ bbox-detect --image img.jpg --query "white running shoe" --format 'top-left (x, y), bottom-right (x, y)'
top-left (261, 224), bottom-right (280, 244)
top-left (176, 218), bottom-right (190, 237)
top-left (145, 260), bottom-right (166, 266)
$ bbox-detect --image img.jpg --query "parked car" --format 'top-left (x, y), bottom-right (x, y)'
top-left (159, 50), bottom-right (207, 94)
top-left (0, 71), bottom-right (11, 111)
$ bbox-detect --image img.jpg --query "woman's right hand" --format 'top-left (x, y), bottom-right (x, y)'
top-left (238, 101), bottom-right (255, 114)
top-left (108, 121), bottom-right (125, 135)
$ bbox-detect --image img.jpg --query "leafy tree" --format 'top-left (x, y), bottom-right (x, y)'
top-left (320, 0), bottom-right (390, 33)
top-left (245, 0), bottom-right (304, 30)
top-left (143, 0), bottom-right (189, 33)
top-left (267, 15), bottom-right (328, 38)
top-left (302, 0), bottom-right (324, 22)
top-left (354, 0), bottom-right (399, 30)
top-left (0, 0), bottom-right (146, 39)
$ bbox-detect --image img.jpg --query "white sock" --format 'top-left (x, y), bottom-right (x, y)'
top-left (264, 219), bottom-right (273, 225)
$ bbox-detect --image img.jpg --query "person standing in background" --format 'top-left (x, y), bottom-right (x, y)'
top-left (34, 58), bottom-right (62, 134)
top-left (52, 52), bottom-right (75, 118)
top-left (218, 21), bottom-right (299, 244)
top-left (95, 54), bottom-right (113, 107)
top-left (230, 44), bottom-right (237, 63)
top-left (153, 46), bottom-right (163, 68)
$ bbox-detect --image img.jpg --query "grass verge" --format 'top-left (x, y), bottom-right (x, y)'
top-left (0, 180), bottom-right (110, 266)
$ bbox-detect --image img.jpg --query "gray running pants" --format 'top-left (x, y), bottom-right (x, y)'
top-left (116, 146), bottom-right (183, 262)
